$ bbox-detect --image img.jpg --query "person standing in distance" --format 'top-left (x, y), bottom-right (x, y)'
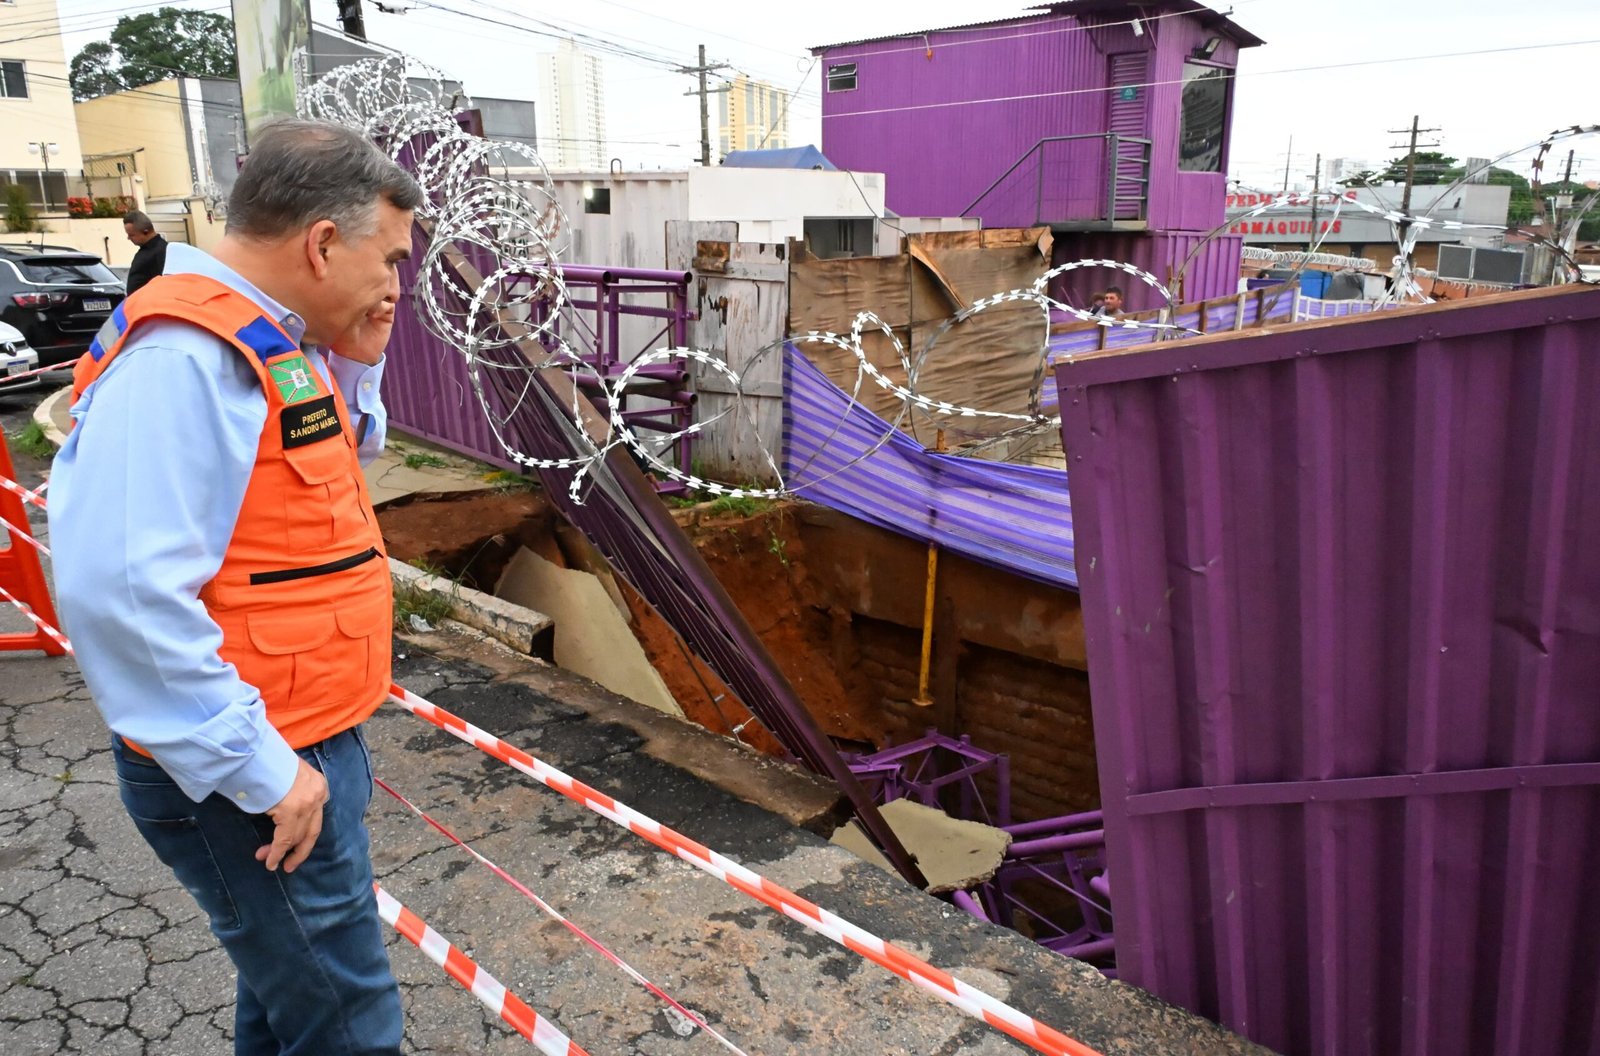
top-left (50, 120), bottom-right (422, 1056)
top-left (121, 210), bottom-right (167, 294)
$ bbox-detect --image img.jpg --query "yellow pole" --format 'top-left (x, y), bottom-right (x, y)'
top-left (913, 542), bottom-right (938, 707)
top-left (913, 429), bottom-right (945, 708)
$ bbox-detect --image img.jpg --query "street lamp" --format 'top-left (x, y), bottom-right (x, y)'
top-left (26, 141), bottom-right (59, 210)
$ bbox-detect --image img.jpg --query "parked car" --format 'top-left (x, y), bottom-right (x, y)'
top-left (0, 244), bottom-right (125, 367)
top-left (0, 320), bottom-right (42, 395)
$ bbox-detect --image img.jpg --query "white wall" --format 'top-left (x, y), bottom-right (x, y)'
top-left (546, 172), bottom-right (689, 270)
top-left (686, 167), bottom-right (886, 225)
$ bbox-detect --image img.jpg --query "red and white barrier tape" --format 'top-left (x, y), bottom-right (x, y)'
top-left (0, 514), bottom-right (49, 556)
top-left (0, 584), bottom-right (72, 653)
top-left (0, 474), bottom-right (48, 510)
top-left (387, 683), bottom-right (1104, 1056)
top-left (374, 882), bottom-right (589, 1055)
top-left (375, 777), bottom-right (750, 1055)
top-left (0, 361), bottom-right (73, 384)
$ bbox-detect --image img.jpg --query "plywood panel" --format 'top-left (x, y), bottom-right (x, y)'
top-left (668, 222), bottom-right (788, 484)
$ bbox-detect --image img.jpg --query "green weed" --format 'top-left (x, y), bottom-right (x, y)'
top-left (394, 559), bottom-right (458, 630)
top-left (403, 452), bottom-right (447, 470)
top-left (482, 469), bottom-right (537, 493)
top-left (10, 421), bottom-right (54, 460)
top-left (704, 494), bottom-right (774, 518)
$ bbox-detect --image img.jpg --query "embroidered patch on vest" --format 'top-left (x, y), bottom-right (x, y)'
top-left (268, 353), bottom-right (322, 405)
top-left (281, 395), bottom-right (343, 449)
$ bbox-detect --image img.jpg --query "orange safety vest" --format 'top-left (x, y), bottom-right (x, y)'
top-left (71, 273), bottom-right (392, 751)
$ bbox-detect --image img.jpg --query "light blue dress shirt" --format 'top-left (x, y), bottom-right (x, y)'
top-left (48, 243), bottom-right (388, 812)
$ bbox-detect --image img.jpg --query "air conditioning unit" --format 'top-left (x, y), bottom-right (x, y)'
top-left (1437, 244), bottom-right (1528, 285)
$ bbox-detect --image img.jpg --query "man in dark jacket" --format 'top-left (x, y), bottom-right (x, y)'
top-left (122, 210), bottom-right (167, 294)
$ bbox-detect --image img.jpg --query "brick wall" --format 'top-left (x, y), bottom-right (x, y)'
top-left (853, 617), bottom-right (1099, 822)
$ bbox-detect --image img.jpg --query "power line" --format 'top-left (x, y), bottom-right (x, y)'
top-left (406, 0), bottom-right (681, 70)
top-left (755, 57), bottom-right (816, 151)
top-left (0, 5), bottom-right (230, 47)
top-left (825, 37), bottom-right (1600, 121)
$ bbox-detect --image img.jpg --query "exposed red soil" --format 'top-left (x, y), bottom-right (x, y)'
top-left (378, 488), bottom-right (1100, 818)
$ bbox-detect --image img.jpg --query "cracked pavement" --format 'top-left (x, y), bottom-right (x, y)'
top-left (1, 396), bottom-right (1271, 1055)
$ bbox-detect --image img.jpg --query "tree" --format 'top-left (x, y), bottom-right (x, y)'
top-left (1337, 169), bottom-right (1381, 189)
top-left (1379, 151), bottom-right (1458, 186)
top-left (69, 41), bottom-right (125, 99)
top-left (69, 8), bottom-right (236, 101)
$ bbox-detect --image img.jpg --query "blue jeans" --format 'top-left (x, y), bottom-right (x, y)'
top-left (113, 727), bottom-right (402, 1056)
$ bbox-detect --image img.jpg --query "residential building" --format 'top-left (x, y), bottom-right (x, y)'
top-left (718, 74), bottom-right (789, 157)
top-left (1320, 156), bottom-right (1374, 187)
top-left (535, 38), bottom-right (606, 172)
top-left (0, 0), bottom-right (90, 231)
top-left (810, 0), bottom-right (1264, 310)
top-left (0, 0), bottom-right (161, 265)
top-left (75, 78), bottom-right (245, 252)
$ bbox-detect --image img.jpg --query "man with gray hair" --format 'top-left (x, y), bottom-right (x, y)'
top-left (50, 119), bottom-right (423, 1055)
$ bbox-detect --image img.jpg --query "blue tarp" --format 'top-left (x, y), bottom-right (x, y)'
top-left (722, 145), bottom-right (837, 170)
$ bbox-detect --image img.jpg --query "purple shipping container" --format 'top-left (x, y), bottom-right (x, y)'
top-left (811, 1), bottom-right (1262, 233)
top-left (1055, 285), bottom-right (1600, 1056)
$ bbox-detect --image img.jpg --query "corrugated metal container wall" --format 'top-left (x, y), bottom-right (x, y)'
top-left (546, 173), bottom-right (690, 361)
top-left (1050, 230), bottom-right (1242, 311)
top-left (1143, 19), bottom-right (1238, 231)
top-left (818, 16), bottom-right (1130, 223)
top-left (1054, 285), bottom-right (1600, 1056)
top-left (817, 13), bottom-right (1244, 232)
top-left (383, 222), bottom-right (518, 470)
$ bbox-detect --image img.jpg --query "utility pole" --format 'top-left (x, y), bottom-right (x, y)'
top-left (1281, 134), bottom-right (1293, 194)
top-left (677, 45), bottom-right (730, 167)
top-left (1387, 115), bottom-right (1442, 239)
top-left (1308, 152), bottom-right (1321, 248)
top-left (337, 0), bottom-right (367, 41)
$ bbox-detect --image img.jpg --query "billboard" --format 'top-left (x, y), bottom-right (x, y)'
top-left (231, 0), bottom-right (312, 145)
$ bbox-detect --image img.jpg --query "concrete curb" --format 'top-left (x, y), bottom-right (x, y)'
top-left (32, 385), bottom-right (70, 448)
top-left (390, 557), bottom-right (554, 656)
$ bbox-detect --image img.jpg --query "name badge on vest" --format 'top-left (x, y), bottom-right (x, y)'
top-left (282, 395), bottom-right (343, 448)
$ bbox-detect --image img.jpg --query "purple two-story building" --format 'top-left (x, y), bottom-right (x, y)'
top-left (812, 0), bottom-right (1262, 311)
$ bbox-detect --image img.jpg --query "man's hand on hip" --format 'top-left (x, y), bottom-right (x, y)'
top-left (257, 758), bottom-right (329, 873)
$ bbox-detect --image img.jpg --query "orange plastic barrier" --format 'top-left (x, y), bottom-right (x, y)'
top-left (0, 430), bottom-right (65, 656)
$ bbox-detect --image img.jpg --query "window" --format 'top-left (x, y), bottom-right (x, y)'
top-left (744, 88), bottom-right (754, 125)
top-left (0, 60), bottom-right (27, 99)
top-left (826, 62), bottom-right (857, 93)
top-left (0, 169), bottom-right (66, 208)
top-left (583, 187), bottom-right (610, 214)
top-left (1178, 62), bottom-right (1229, 173)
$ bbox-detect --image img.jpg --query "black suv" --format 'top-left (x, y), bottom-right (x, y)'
top-left (0, 245), bottom-right (125, 367)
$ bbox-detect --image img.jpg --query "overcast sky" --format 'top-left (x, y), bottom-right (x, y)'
top-left (56, 0), bottom-right (1600, 189)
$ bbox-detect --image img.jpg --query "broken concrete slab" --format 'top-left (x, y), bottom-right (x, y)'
top-left (390, 557), bottom-right (554, 655)
top-left (496, 545), bottom-right (684, 719)
top-left (831, 797), bottom-right (1012, 894)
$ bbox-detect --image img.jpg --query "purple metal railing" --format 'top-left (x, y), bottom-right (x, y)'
top-left (845, 729), bottom-right (1012, 828)
top-left (524, 265), bottom-right (696, 492)
top-left (384, 247), bottom-right (696, 487)
top-left (846, 731), bottom-right (1116, 970)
